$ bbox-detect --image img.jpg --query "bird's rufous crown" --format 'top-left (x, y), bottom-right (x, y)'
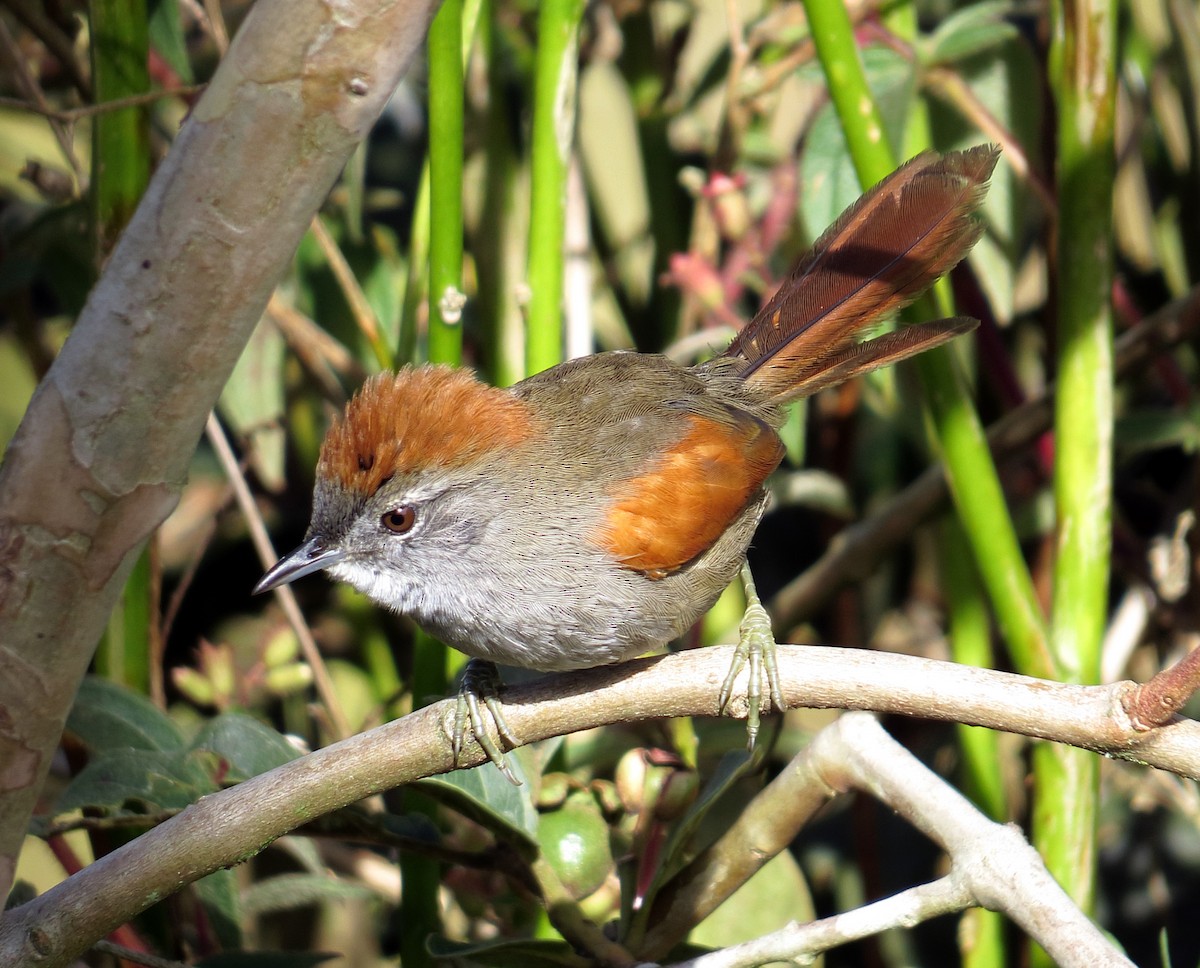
top-left (317, 366), bottom-right (537, 496)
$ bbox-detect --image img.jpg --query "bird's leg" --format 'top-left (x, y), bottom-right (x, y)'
top-left (453, 659), bottom-right (521, 785)
top-left (718, 562), bottom-right (786, 749)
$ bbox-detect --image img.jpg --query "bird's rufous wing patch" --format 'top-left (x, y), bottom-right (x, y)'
top-left (593, 409), bottom-right (783, 578)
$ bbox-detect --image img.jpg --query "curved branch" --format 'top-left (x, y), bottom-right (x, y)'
top-left (0, 646), bottom-right (1195, 965)
top-left (667, 714), bottom-right (1131, 968)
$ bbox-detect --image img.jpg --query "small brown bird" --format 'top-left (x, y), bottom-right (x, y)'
top-left (257, 146), bottom-right (999, 777)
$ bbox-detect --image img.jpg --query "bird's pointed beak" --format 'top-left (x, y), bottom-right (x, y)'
top-left (253, 536), bottom-right (345, 594)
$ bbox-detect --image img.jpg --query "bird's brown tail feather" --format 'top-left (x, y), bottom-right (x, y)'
top-left (722, 145), bottom-right (1000, 403)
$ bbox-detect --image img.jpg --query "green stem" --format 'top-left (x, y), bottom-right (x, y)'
top-left (800, 0), bottom-right (1052, 679)
top-left (428, 0), bottom-right (466, 365)
top-left (90, 0), bottom-right (150, 258)
top-left (401, 3), bottom-right (468, 963)
top-left (801, 0), bottom-right (894, 181)
top-left (940, 519), bottom-right (1008, 967)
top-left (91, 0), bottom-right (153, 694)
top-left (1031, 0), bottom-right (1117, 948)
top-left (942, 528), bottom-right (1005, 820)
top-left (476, 0), bottom-right (527, 387)
top-left (526, 0), bottom-right (585, 373)
top-left (399, 0), bottom-right (482, 365)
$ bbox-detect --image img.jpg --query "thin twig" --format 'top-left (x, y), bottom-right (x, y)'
top-left (673, 875), bottom-right (974, 968)
top-left (267, 292), bottom-right (366, 398)
top-left (0, 18), bottom-right (85, 186)
top-left (308, 215), bottom-right (393, 369)
top-left (200, 0), bottom-right (230, 55)
top-left (307, 213), bottom-right (391, 369)
top-left (717, 0), bottom-right (752, 166)
top-left (1124, 640), bottom-right (1200, 729)
top-left (93, 940), bottom-right (189, 968)
top-left (42, 810), bottom-right (181, 838)
top-left (204, 412), bottom-right (353, 741)
top-left (923, 66), bottom-right (1056, 214)
top-left (0, 85), bottom-right (206, 121)
top-left (1, 0), bottom-right (92, 96)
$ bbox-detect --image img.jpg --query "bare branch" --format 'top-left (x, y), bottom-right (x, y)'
top-left (669, 714), bottom-right (1131, 968)
top-left (673, 875), bottom-right (974, 968)
top-left (0, 646), bottom-right (1192, 966)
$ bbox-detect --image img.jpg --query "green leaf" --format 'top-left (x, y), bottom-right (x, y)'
top-left (147, 0), bottom-right (193, 83)
top-left (1116, 406), bottom-right (1200, 456)
top-left (57, 749), bottom-right (216, 814)
top-left (356, 224), bottom-right (406, 351)
top-left (326, 658), bottom-right (378, 733)
top-left (66, 676), bottom-right (185, 754)
top-left (194, 868), bottom-right (242, 950)
top-left (427, 936), bottom-right (582, 967)
top-left (799, 46), bottom-right (916, 240)
top-left (416, 760), bottom-right (539, 849)
top-left (578, 60), bottom-right (654, 306)
top-left (189, 713), bottom-right (301, 783)
top-left (218, 317), bottom-right (286, 491)
top-left (241, 873), bottom-right (377, 916)
top-left (924, 0), bottom-right (1019, 64)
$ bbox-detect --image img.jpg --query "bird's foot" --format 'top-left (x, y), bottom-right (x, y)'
top-left (718, 562), bottom-right (785, 750)
top-left (453, 659), bottom-right (521, 785)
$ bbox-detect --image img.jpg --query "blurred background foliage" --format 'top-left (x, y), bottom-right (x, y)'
top-left (2, 0), bottom-right (1200, 965)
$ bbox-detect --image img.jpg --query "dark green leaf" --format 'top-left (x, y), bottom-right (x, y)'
top-left (416, 760), bottom-right (539, 849)
top-left (241, 873), bottom-right (377, 916)
top-left (189, 712), bottom-right (301, 783)
top-left (427, 936), bottom-right (582, 967)
top-left (1116, 407), bottom-right (1200, 456)
top-left (66, 676), bottom-right (185, 754)
top-left (194, 869), bottom-right (242, 950)
top-left (57, 749), bottom-right (216, 814)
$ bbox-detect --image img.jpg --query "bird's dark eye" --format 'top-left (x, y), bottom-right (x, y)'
top-left (381, 506), bottom-right (416, 534)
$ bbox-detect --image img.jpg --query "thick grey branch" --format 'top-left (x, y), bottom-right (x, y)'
top-left (0, 0), bottom-right (441, 897)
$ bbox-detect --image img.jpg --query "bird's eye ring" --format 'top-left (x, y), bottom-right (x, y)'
top-left (381, 506), bottom-right (417, 534)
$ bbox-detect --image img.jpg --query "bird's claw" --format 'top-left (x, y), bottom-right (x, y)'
top-left (718, 563), bottom-right (785, 750)
top-left (453, 659), bottom-right (521, 785)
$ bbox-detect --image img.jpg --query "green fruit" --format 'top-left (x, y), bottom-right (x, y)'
top-left (537, 792), bottom-right (614, 900)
